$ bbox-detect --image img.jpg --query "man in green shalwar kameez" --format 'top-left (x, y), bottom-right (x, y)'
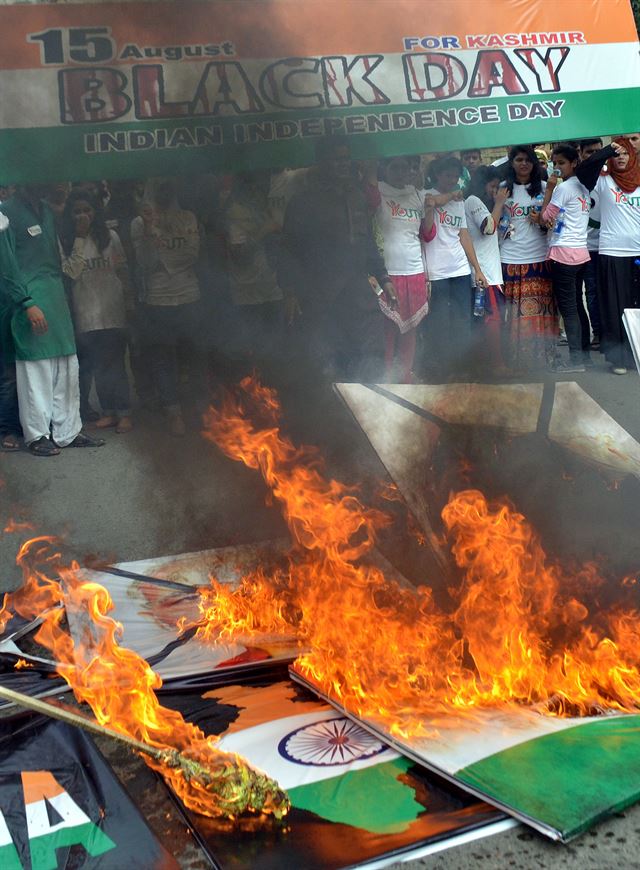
top-left (0, 185), bottom-right (104, 455)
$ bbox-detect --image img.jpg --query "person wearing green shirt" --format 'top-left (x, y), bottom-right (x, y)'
top-left (0, 185), bottom-right (104, 456)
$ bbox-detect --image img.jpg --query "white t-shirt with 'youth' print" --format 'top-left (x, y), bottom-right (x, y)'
top-left (499, 181), bottom-right (548, 265)
top-left (422, 190), bottom-right (469, 281)
top-left (464, 196), bottom-right (503, 286)
top-left (595, 174), bottom-right (640, 257)
top-left (375, 181), bottom-right (425, 275)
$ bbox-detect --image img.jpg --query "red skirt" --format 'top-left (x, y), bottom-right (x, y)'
top-left (379, 273), bottom-right (429, 334)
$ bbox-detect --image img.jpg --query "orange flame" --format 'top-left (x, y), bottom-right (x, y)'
top-left (199, 378), bottom-right (640, 737)
top-left (3, 519), bottom-right (36, 534)
top-left (0, 536), bottom-right (64, 634)
top-left (14, 658), bottom-right (32, 670)
top-left (2, 538), bottom-right (285, 820)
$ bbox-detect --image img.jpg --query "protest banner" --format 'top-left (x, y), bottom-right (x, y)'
top-left (0, 0), bottom-right (638, 180)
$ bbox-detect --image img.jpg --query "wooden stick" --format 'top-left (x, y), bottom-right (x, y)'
top-left (0, 684), bottom-right (166, 762)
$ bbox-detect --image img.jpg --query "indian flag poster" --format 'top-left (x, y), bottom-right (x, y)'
top-left (292, 669), bottom-right (640, 843)
top-left (0, 0), bottom-right (638, 181)
top-left (0, 715), bottom-right (178, 870)
top-left (160, 677), bottom-right (510, 870)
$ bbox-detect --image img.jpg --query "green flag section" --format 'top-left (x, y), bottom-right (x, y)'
top-left (212, 682), bottom-right (423, 834)
top-left (288, 757), bottom-right (421, 834)
top-left (0, 87), bottom-right (637, 183)
top-left (291, 669), bottom-right (640, 843)
top-left (0, 0), bottom-right (639, 181)
top-left (457, 715), bottom-right (640, 841)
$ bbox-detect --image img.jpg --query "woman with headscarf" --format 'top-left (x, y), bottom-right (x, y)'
top-left (131, 178), bottom-right (202, 435)
top-left (593, 137), bottom-right (640, 374)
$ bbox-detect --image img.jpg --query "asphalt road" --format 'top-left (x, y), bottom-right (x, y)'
top-left (2, 357), bottom-right (640, 868)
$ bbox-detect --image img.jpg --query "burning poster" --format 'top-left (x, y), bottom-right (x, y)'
top-left (0, 541), bottom-right (301, 688)
top-left (80, 541), bottom-right (302, 683)
top-left (160, 676), bottom-right (511, 870)
top-left (0, 715), bottom-right (178, 869)
top-left (194, 377), bottom-right (640, 842)
top-left (335, 381), bottom-right (640, 577)
top-left (292, 669), bottom-right (640, 842)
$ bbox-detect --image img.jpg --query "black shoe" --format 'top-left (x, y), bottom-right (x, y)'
top-left (64, 432), bottom-right (106, 448)
top-left (29, 436), bottom-right (61, 457)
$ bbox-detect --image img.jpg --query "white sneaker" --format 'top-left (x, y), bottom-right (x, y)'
top-left (612, 367), bottom-right (628, 375)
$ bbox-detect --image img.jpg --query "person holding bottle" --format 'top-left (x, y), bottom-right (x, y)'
top-left (420, 156), bottom-right (487, 379)
top-left (498, 145), bottom-right (557, 372)
top-left (464, 166), bottom-right (510, 372)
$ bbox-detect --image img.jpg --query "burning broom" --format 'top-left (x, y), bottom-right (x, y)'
top-left (0, 684), bottom-right (289, 820)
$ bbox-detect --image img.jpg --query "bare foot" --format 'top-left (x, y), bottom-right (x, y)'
top-left (91, 415), bottom-right (118, 429)
top-left (115, 417), bottom-right (133, 434)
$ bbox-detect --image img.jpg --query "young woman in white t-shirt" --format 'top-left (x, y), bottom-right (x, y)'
top-left (594, 137), bottom-right (640, 373)
top-left (60, 191), bottom-right (133, 433)
top-left (464, 166), bottom-right (510, 372)
top-left (367, 156), bottom-right (435, 382)
top-left (420, 155), bottom-right (487, 379)
top-left (498, 145), bottom-right (557, 372)
top-left (540, 141), bottom-right (623, 373)
top-left (540, 143), bottom-right (593, 373)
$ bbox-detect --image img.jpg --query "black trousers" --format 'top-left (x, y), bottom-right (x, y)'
top-left (143, 302), bottom-right (208, 413)
top-left (76, 328), bottom-right (131, 417)
top-left (0, 354), bottom-right (21, 438)
top-left (418, 275), bottom-right (474, 377)
top-left (550, 260), bottom-right (590, 362)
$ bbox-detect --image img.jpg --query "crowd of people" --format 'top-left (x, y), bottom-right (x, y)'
top-left (1, 128), bottom-right (639, 456)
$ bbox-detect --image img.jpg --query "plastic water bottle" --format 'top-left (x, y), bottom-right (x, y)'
top-left (498, 199), bottom-right (513, 238)
top-left (532, 193), bottom-right (544, 213)
top-left (473, 286), bottom-right (486, 317)
top-left (498, 212), bottom-right (511, 235)
top-left (552, 207), bottom-right (566, 240)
